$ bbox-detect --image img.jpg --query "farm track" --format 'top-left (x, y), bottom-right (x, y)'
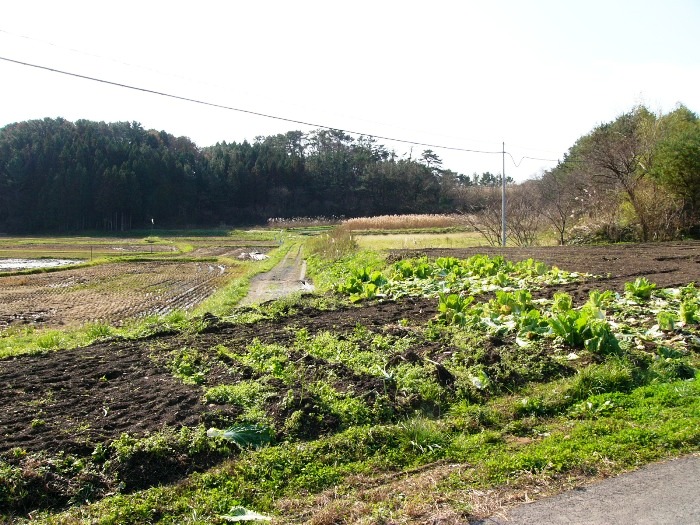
top-left (0, 241), bottom-right (698, 516)
top-left (239, 243), bottom-right (311, 305)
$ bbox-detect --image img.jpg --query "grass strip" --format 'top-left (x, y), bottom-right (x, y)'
top-left (24, 376), bottom-right (698, 524)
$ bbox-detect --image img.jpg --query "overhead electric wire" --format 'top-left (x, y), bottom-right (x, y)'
top-left (0, 28), bottom-right (514, 150)
top-left (0, 54), bottom-right (562, 165)
top-left (506, 152), bottom-right (561, 167)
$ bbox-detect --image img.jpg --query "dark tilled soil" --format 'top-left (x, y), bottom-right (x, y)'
top-left (0, 342), bottom-right (204, 456)
top-left (0, 296), bottom-right (436, 457)
top-left (2, 242), bottom-right (698, 455)
top-left (396, 241), bottom-right (700, 304)
top-left (1, 241), bottom-right (698, 512)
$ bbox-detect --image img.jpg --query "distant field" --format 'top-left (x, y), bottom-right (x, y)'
top-left (0, 261), bottom-right (237, 329)
top-left (0, 238), bottom-right (175, 259)
top-left (355, 231), bottom-right (488, 250)
top-left (0, 233), bottom-right (281, 329)
top-left (0, 233), bottom-right (279, 260)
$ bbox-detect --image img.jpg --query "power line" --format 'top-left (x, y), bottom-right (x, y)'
top-left (506, 152), bottom-right (560, 167)
top-left (2, 28), bottom-right (561, 155)
top-left (0, 29), bottom-right (494, 149)
top-left (0, 54), bottom-right (562, 166)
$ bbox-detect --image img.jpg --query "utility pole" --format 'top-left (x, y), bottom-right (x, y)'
top-left (502, 141), bottom-right (506, 247)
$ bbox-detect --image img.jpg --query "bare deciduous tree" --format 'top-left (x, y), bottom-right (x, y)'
top-left (462, 186), bottom-right (502, 246)
top-left (465, 183), bottom-right (542, 247)
top-left (507, 181), bottom-right (543, 246)
top-left (536, 165), bottom-right (588, 245)
top-left (577, 106), bottom-right (658, 240)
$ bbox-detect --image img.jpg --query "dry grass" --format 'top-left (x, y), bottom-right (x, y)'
top-left (267, 217), bottom-right (342, 228)
top-left (355, 231), bottom-right (487, 250)
top-left (275, 462), bottom-right (467, 524)
top-left (343, 214), bottom-right (470, 231)
top-left (273, 462), bottom-right (611, 524)
top-left (305, 226), bottom-right (358, 260)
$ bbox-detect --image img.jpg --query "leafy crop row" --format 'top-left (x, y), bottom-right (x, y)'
top-left (336, 255), bottom-right (699, 365)
top-left (337, 255), bottom-right (582, 302)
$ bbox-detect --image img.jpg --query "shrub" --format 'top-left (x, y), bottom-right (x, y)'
top-left (305, 226), bottom-right (357, 260)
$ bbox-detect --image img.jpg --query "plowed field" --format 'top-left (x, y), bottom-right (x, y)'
top-left (0, 241), bottom-right (698, 517)
top-left (0, 261), bottom-right (230, 329)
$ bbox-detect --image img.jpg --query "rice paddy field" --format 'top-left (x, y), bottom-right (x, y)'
top-left (0, 233), bottom-right (280, 329)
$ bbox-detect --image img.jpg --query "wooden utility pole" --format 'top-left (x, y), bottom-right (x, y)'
top-left (502, 142), bottom-right (506, 247)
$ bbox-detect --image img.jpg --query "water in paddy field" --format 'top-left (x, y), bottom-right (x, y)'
top-left (0, 258), bottom-right (81, 271)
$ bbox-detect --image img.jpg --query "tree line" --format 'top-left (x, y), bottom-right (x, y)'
top-left (532, 104), bottom-right (700, 243)
top-left (0, 118), bottom-right (506, 232)
top-left (466, 104), bottom-right (700, 245)
top-left (1, 106), bottom-right (697, 240)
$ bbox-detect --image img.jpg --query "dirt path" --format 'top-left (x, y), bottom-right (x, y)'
top-left (238, 244), bottom-right (313, 306)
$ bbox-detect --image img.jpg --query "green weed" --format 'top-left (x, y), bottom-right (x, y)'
top-left (35, 331), bottom-right (63, 350)
top-left (84, 323), bottom-right (113, 339)
top-left (168, 347), bottom-right (208, 385)
top-left (305, 226), bottom-right (357, 261)
top-left (239, 340), bottom-right (294, 382)
top-left (309, 381), bottom-right (372, 428)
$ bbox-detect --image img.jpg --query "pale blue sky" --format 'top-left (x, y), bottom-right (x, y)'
top-left (1, 0), bottom-right (699, 180)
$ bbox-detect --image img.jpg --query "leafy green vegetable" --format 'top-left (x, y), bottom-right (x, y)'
top-left (548, 306), bottom-right (619, 354)
top-left (680, 291), bottom-right (699, 324)
top-left (657, 311), bottom-right (677, 331)
top-left (493, 289), bottom-right (532, 316)
top-left (552, 292), bottom-right (574, 314)
top-left (206, 425), bottom-right (273, 449)
top-left (625, 277), bottom-right (657, 300)
top-left (221, 506), bottom-right (272, 521)
top-left (437, 293), bottom-right (474, 326)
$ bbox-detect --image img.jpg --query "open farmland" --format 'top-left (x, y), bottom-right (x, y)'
top-left (0, 261), bottom-right (231, 328)
top-left (0, 233), bottom-right (283, 329)
top-left (0, 240), bottom-right (699, 523)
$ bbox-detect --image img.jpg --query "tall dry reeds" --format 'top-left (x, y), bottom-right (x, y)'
top-left (342, 214), bottom-right (467, 231)
top-left (305, 226), bottom-right (358, 260)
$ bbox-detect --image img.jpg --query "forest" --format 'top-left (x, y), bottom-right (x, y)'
top-left (0, 103), bottom-right (698, 242)
top-left (0, 119), bottom-right (483, 232)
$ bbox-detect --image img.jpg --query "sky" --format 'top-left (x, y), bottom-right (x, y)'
top-left (1, 0), bottom-right (699, 181)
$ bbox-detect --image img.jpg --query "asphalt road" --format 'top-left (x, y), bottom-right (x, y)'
top-left (474, 454), bottom-right (700, 525)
